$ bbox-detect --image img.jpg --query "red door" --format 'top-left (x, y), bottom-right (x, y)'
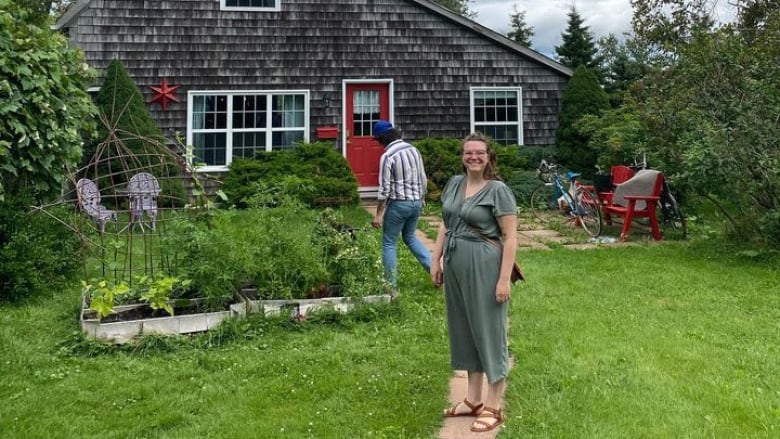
top-left (345, 83), bottom-right (390, 188)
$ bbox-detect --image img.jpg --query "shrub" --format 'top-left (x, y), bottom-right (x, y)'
top-left (416, 137), bottom-right (534, 202)
top-left (556, 65), bottom-right (610, 178)
top-left (220, 142), bottom-right (359, 208)
top-left (0, 194), bottom-right (81, 302)
top-left (415, 138), bottom-right (463, 201)
top-left (0, 2), bottom-right (97, 201)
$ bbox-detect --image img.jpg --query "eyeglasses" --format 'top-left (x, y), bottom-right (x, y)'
top-left (463, 151), bottom-right (487, 157)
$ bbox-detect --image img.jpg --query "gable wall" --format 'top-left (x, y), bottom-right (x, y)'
top-left (66, 0), bottom-right (569, 145)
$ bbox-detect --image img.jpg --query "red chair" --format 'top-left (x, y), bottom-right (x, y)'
top-left (592, 165), bottom-right (635, 204)
top-left (602, 170), bottom-right (664, 241)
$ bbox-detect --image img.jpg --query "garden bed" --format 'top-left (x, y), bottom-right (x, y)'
top-left (80, 292), bottom-right (392, 344)
top-left (80, 298), bottom-right (237, 344)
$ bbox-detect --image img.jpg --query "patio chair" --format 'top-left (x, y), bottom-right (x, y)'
top-left (127, 172), bottom-right (161, 231)
top-left (76, 178), bottom-right (117, 234)
top-left (602, 169), bottom-right (664, 241)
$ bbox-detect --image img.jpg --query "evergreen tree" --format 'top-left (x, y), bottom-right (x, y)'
top-left (597, 34), bottom-right (651, 106)
top-left (84, 59), bottom-right (185, 206)
top-left (431, 0), bottom-right (476, 19)
top-left (84, 59), bottom-right (165, 168)
top-left (555, 6), bottom-right (602, 71)
top-left (507, 4), bottom-right (534, 48)
top-left (555, 66), bottom-right (610, 176)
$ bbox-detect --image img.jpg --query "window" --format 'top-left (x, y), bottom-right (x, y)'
top-left (188, 90), bottom-right (309, 171)
top-left (470, 88), bottom-right (523, 146)
top-left (220, 0), bottom-right (279, 11)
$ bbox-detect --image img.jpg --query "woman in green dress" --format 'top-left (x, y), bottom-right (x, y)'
top-left (431, 132), bottom-right (518, 433)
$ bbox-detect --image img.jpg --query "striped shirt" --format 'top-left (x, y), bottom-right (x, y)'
top-left (377, 139), bottom-right (427, 201)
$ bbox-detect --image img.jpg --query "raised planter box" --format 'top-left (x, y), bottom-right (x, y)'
top-left (81, 293), bottom-right (392, 344)
top-left (80, 298), bottom-right (236, 344)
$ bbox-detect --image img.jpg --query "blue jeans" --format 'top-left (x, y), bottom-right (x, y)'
top-left (382, 200), bottom-right (431, 290)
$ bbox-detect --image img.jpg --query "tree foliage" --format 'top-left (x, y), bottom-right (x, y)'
top-left (555, 6), bottom-right (602, 73)
top-left (85, 58), bottom-right (165, 165)
top-left (0, 1), bottom-right (96, 201)
top-left (556, 66), bottom-right (610, 177)
top-left (583, 0), bottom-right (780, 245)
top-left (596, 34), bottom-right (653, 106)
top-left (430, 0), bottom-right (476, 19)
top-left (507, 4), bottom-right (534, 48)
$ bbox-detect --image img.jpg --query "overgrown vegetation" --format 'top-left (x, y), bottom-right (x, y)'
top-left (0, 196), bottom-right (81, 303)
top-left (0, 1), bottom-right (96, 202)
top-left (158, 200), bottom-right (387, 302)
top-left (576, 0), bottom-right (780, 246)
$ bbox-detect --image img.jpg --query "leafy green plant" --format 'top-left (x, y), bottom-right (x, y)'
top-left (135, 274), bottom-right (192, 316)
top-left (82, 278), bottom-right (130, 318)
top-left (0, 195), bottom-right (82, 302)
top-left (0, 1), bottom-right (97, 202)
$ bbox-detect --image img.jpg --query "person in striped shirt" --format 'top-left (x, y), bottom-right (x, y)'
top-left (370, 120), bottom-right (432, 297)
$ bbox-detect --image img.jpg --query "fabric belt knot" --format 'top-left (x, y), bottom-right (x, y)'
top-left (444, 231), bottom-right (484, 263)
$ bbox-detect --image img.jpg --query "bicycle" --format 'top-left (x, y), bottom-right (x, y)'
top-left (630, 154), bottom-right (687, 239)
top-left (529, 160), bottom-right (602, 237)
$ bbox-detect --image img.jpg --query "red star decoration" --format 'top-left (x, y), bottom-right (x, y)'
top-left (149, 78), bottom-right (180, 110)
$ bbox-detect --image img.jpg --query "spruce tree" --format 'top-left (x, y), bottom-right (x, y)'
top-left (555, 66), bottom-right (610, 176)
top-left (431, 0), bottom-right (476, 18)
top-left (555, 6), bottom-right (602, 71)
top-left (83, 59), bottom-right (184, 206)
top-left (507, 4), bottom-right (534, 48)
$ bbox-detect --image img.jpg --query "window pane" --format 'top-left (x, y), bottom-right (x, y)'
top-left (272, 95), bottom-right (305, 129)
top-left (475, 124), bottom-right (518, 146)
top-left (233, 132), bottom-right (266, 158)
top-left (352, 90), bottom-right (380, 136)
top-left (193, 132), bottom-right (227, 166)
top-left (226, 0), bottom-right (275, 7)
top-left (272, 131), bottom-right (304, 150)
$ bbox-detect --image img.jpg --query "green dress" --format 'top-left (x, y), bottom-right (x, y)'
top-left (440, 175), bottom-right (517, 384)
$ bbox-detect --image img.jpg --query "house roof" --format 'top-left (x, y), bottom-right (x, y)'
top-left (54, 0), bottom-right (572, 78)
top-left (409, 0), bottom-right (571, 77)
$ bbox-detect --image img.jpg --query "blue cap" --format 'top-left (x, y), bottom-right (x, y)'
top-left (373, 120), bottom-right (394, 136)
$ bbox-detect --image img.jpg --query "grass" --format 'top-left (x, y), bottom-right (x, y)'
top-left (1, 227), bottom-right (779, 437)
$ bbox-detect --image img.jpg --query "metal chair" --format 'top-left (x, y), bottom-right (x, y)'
top-left (76, 178), bottom-right (117, 234)
top-left (126, 172), bottom-right (161, 231)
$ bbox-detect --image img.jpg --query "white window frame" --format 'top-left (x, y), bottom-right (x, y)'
top-left (220, 0), bottom-right (280, 12)
top-left (469, 87), bottom-right (524, 146)
top-left (187, 89), bottom-right (310, 173)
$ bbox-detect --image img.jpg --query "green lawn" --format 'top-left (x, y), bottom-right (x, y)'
top-left (1, 241), bottom-right (778, 438)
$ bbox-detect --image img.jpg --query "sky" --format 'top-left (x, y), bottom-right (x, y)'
top-left (469, 0), bottom-right (739, 58)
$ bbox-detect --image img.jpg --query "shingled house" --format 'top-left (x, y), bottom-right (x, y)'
top-left (55, 0), bottom-right (572, 193)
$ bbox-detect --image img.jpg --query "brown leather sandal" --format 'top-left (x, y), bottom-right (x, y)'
top-left (443, 398), bottom-right (484, 418)
top-left (470, 406), bottom-right (504, 432)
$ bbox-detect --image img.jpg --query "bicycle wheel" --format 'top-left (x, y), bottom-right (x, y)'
top-left (573, 187), bottom-right (602, 237)
top-left (660, 189), bottom-right (687, 239)
top-left (530, 184), bottom-right (559, 223)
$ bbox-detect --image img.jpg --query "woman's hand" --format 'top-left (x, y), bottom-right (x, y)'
top-left (430, 257), bottom-right (444, 288)
top-left (495, 280), bottom-right (511, 303)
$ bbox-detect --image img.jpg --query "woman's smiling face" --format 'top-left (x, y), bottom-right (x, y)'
top-left (462, 140), bottom-right (488, 175)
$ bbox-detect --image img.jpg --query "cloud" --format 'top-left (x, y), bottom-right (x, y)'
top-left (472, 0), bottom-right (633, 57)
top-left (470, 0), bottom-right (739, 58)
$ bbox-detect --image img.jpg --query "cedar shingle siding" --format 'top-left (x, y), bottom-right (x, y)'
top-left (58, 0), bottom-right (571, 145)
